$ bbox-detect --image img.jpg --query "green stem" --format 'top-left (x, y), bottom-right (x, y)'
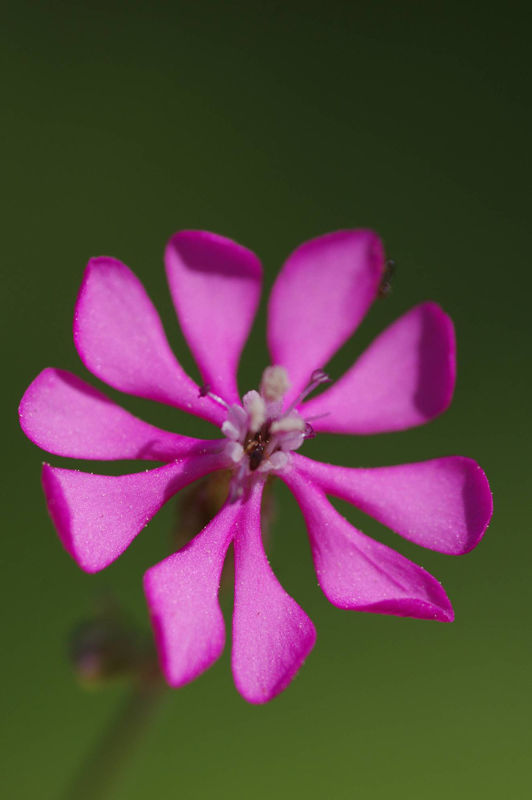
top-left (63, 680), bottom-right (166, 800)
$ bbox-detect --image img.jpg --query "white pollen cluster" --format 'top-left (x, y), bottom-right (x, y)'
top-left (260, 365), bottom-right (291, 403)
top-left (219, 365), bottom-right (321, 502)
top-left (242, 390), bottom-right (266, 433)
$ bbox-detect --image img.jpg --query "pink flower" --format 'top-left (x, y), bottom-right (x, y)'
top-left (19, 229), bottom-right (492, 704)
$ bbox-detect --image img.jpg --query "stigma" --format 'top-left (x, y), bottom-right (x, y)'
top-left (218, 366), bottom-right (329, 501)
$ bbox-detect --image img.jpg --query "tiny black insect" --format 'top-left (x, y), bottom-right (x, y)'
top-left (246, 425), bottom-right (270, 471)
top-left (248, 441), bottom-right (266, 471)
top-left (378, 259), bottom-right (396, 298)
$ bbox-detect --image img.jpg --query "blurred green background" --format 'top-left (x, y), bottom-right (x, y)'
top-left (4, 1), bottom-right (531, 798)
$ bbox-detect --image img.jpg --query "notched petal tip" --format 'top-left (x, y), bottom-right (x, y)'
top-left (235, 622), bottom-right (317, 705)
top-left (414, 301), bottom-right (456, 419)
top-left (41, 463), bottom-right (97, 573)
top-left (454, 458), bottom-right (493, 554)
top-left (166, 230), bottom-right (262, 280)
top-left (143, 567), bottom-right (226, 690)
top-left (73, 256), bottom-right (126, 332)
top-left (18, 369), bottom-right (44, 435)
top-left (319, 566), bottom-right (455, 624)
top-left (338, 591), bottom-right (455, 623)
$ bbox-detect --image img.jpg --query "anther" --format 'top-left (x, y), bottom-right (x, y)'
top-left (304, 422), bottom-right (316, 439)
top-left (285, 369), bottom-right (331, 413)
top-left (243, 390), bottom-right (266, 433)
top-left (310, 369), bottom-right (330, 384)
top-left (270, 415), bottom-right (306, 434)
top-left (260, 365), bottom-right (290, 403)
top-left (199, 384), bottom-right (229, 409)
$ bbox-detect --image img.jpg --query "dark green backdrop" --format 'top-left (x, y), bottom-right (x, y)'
top-left (4, 2), bottom-right (530, 798)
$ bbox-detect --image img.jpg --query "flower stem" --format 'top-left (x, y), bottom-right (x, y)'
top-left (63, 679), bottom-right (166, 800)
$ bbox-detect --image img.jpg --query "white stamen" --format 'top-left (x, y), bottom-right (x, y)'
top-left (268, 451), bottom-right (290, 470)
top-left (265, 399), bottom-right (283, 418)
top-left (285, 369), bottom-right (331, 414)
top-left (257, 450), bottom-right (290, 473)
top-left (270, 415), bottom-right (306, 434)
top-left (220, 365), bottom-right (329, 494)
top-left (222, 404), bottom-right (248, 441)
top-left (276, 430), bottom-right (305, 452)
top-left (221, 421), bottom-right (241, 441)
top-left (202, 389), bottom-right (229, 409)
top-left (260, 365), bottom-right (290, 403)
top-left (224, 441), bottom-right (245, 463)
top-left (243, 390), bottom-right (266, 433)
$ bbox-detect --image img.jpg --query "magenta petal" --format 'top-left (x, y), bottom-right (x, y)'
top-left (19, 368), bottom-right (216, 461)
top-left (302, 302), bottom-right (455, 433)
top-left (165, 231), bottom-right (262, 403)
top-left (144, 502), bottom-right (240, 689)
top-left (42, 453), bottom-right (226, 573)
top-left (293, 454), bottom-right (492, 555)
top-left (232, 481), bottom-right (316, 704)
top-left (73, 257), bottom-right (224, 426)
top-left (267, 230), bottom-right (385, 403)
top-left (282, 470), bottom-right (454, 622)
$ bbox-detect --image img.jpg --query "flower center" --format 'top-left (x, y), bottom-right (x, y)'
top-left (215, 366), bottom-right (329, 501)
